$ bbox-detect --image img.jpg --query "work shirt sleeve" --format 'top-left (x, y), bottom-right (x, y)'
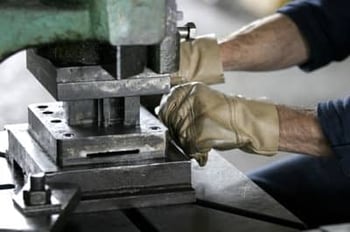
top-left (318, 98), bottom-right (350, 175)
top-left (278, 0), bottom-right (350, 72)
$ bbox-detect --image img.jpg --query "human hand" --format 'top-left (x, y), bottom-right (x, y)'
top-left (157, 82), bottom-right (279, 166)
top-left (171, 35), bottom-right (224, 86)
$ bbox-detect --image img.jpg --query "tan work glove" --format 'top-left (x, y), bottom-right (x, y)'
top-left (171, 35), bottom-right (225, 86)
top-left (157, 82), bottom-right (279, 166)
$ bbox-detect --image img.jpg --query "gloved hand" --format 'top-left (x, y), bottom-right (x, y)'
top-left (171, 35), bottom-right (225, 86)
top-left (157, 82), bottom-right (279, 166)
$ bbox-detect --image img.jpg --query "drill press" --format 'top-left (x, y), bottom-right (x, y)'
top-left (2, 0), bottom-right (195, 229)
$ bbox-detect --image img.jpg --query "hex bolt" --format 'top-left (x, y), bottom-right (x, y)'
top-left (30, 173), bottom-right (45, 191)
top-left (23, 173), bottom-right (51, 206)
top-left (178, 22), bottom-right (196, 41)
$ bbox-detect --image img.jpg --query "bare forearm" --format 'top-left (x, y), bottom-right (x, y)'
top-left (277, 105), bottom-right (334, 157)
top-left (219, 13), bottom-right (308, 71)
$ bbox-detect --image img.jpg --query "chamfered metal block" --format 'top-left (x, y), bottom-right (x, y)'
top-left (6, 124), bottom-right (195, 212)
top-left (26, 103), bottom-right (166, 167)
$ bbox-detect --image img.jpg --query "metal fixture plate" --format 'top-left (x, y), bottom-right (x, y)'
top-left (27, 50), bottom-right (171, 101)
top-left (75, 189), bottom-right (195, 213)
top-left (7, 124), bottom-right (195, 210)
top-left (26, 104), bottom-right (166, 167)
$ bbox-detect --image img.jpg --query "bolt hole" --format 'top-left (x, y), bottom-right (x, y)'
top-left (43, 111), bottom-right (53, 115)
top-left (150, 126), bottom-right (160, 131)
top-left (50, 119), bottom-right (61, 123)
top-left (37, 105), bottom-right (48, 109)
top-left (64, 133), bottom-right (74, 138)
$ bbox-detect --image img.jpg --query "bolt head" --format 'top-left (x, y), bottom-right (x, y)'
top-left (23, 187), bottom-right (51, 206)
top-left (185, 22), bottom-right (196, 40)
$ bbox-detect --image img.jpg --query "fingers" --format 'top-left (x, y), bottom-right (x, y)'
top-left (190, 152), bottom-right (209, 167)
top-left (157, 83), bottom-right (210, 165)
top-left (158, 84), bottom-right (192, 127)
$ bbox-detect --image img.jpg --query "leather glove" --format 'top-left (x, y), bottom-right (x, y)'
top-left (157, 82), bottom-right (279, 166)
top-left (171, 35), bottom-right (225, 86)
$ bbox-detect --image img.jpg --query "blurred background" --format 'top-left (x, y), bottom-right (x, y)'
top-left (0, 0), bottom-right (349, 173)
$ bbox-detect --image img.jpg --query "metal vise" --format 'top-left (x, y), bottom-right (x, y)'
top-left (3, 0), bottom-right (196, 228)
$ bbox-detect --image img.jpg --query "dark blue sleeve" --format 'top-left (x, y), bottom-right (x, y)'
top-left (277, 0), bottom-right (350, 72)
top-left (318, 97), bottom-right (350, 175)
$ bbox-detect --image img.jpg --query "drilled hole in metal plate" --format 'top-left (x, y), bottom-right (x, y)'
top-left (150, 126), bottom-right (160, 131)
top-left (43, 111), bottom-right (53, 115)
top-left (87, 149), bottom-right (140, 158)
top-left (37, 105), bottom-right (48, 109)
top-left (64, 133), bottom-right (74, 138)
top-left (50, 119), bottom-right (62, 123)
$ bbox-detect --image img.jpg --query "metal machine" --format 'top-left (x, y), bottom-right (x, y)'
top-left (0, 0), bottom-right (306, 231)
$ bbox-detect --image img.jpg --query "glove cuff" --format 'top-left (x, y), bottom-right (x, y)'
top-left (230, 97), bottom-right (279, 155)
top-left (171, 34), bottom-right (225, 85)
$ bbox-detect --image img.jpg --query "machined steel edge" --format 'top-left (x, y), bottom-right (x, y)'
top-left (7, 124), bottom-right (193, 198)
top-left (28, 104), bottom-right (167, 167)
top-left (27, 50), bottom-right (171, 101)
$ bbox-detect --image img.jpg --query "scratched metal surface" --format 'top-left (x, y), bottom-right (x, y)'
top-left (138, 204), bottom-right (298, 232)
top-left (192, 150), bottom-right (304, 227)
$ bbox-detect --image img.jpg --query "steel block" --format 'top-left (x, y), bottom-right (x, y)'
top-left (27, 50), bottom-right (171, 101)
top-left (6, 124), bottom-right (195, 211)
top-left (27, 103), bottom-right (166, 167)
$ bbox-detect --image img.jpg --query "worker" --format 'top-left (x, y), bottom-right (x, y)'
top-left (158, 0), bottom-right (350, 228)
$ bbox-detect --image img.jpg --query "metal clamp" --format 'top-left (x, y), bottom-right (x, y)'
top-left (12, 173), bottom-right (80, 216)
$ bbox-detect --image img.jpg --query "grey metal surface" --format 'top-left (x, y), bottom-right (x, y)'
top-left (56, 72), bottom-right (170, 101)
top-left (27, 50), bottom-right (171, 101)
top-left (192, 150), bottom-right (305, 227)
top-left (64, 100), bottom-right (99, 126)
top-left (13, 183), bottom-right (79, 217)
top-left (0, 185), bottom-right (79, 232)
top-left (37, 44), bottom-right (147, 79)
top-left (138, 204), bottom-right (298, 232)
top-left (0, 190), bottom-right (60, 232)
top-left (76, 190), bottom-right (195, 213)
top-left (147, 0), bottom-right (180, 74)
top-left (27, 104), bottom-right (166, 167)
top-left (47, 162), bottom-right (193, 197)
top-left (7, 125), bottom-right (195, 211)
top-left (64, 211), bottom-right (140, 232)
top-left (7, 124), bottom-right (192, 192)
top-left (63, 97), bottom-right (141, 127)
top-left (7, 124), bottom-right (59, 175)
top-left (124, 97), bottom-right (141, 126)
top-left (108, 46), bottom-right (147, 79)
